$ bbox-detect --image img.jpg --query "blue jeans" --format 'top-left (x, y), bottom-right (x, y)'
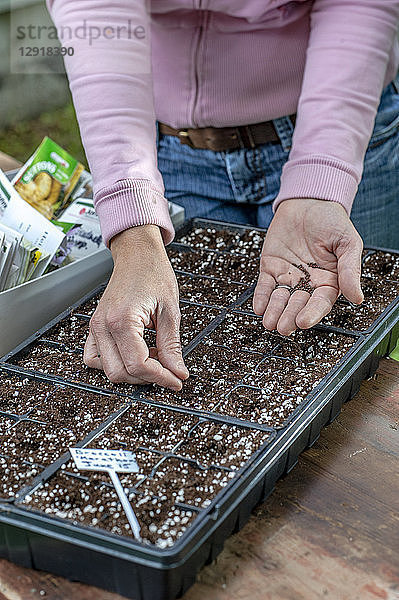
top-left (157, 73), bottom-right (399, 249)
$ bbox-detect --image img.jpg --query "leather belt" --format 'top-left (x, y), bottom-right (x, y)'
top-left (158, 116), bottom-right (296, 152)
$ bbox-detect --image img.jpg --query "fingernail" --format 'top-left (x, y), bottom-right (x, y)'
top-left (177, 360), bottom-right (189, 377)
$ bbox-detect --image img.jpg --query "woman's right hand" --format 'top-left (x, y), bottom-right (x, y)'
top-left (83, 224), bottom-right (189, 390)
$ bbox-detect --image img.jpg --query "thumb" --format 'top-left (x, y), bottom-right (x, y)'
top-left (336, 231), bottom-right (364, 305)
top-left (83, 329), bottom-right (102, 369)
top-left (156, 305), bottom-right (189, 380)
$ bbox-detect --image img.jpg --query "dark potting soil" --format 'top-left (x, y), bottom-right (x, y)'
top-left (0, 416), bottom-right (16, 435)
top-left (215, 386), bottom-right (304, 427)
top-left (204, 329), bottom-right (355, 425)
top-left (0, 455), bottom-right (42, 500)
top-left (0, 419), bottom-right (78, 466)
top-left (14, 345), bottom-right (139, 394)
top-left (229, 229), bottom-right (265, 256)
top-left (176, 272), bottom-right (246, 308)
top-left (184, 342), bottom-right (264, 382)
top-left (87, 402), bottom-right (198, 454)
top-left (41, 455), bottom-right (235, 545)
top-left (216, 363), bottom-right (329, 427)
top-left (143, 328), bottom-right (157, 348)
top-left (272, 328), bottom-right (355, 365)
top-left (176, 228), bottom-right (239, 251)
top-left (0, 384), bottom-right (122, 499)
top-left (175, 421), bottom-right (268, 469)
top-left (145, 376), bottom-right (232, 412)
top-left (168, 248), bottom-right (259, 284)
top-left (0, 372), bottom-right (49, 414)
top-left (76, 294), bottom-right (102, 317)
top-left (42, 315), bottom-right (89, 349)
top-left (0, 403), bottom-right (123, 457)
top-left (23, 453), bottom-right (239, 546)
top-left (244, 356), bottom-right (327, 396)
top-left (22, 467), bottom-right (198, 547)
top-left (137, 457), bottom-right (234, 511)
top-left (179, 303), bottom-right (220, 345)
top-left (208, 313), bottom-right (279, 353)
top-left (0, 372), bottom-right (123, 438)
top-left (362, 251), bottom-right (399, 281)
top-left (322, 276), bottom-right (399, 331)
top-left (238, 296), bottom-right (256, 313)
top-left (176, 226), bottom-right (264, 257)
top-left (28, 387), bottom-right (123, 438)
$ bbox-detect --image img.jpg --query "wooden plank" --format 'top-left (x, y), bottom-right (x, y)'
top-left (0, 358), bottom-right (398, 600)
top-left (0, 562), bottom-right (126, 600)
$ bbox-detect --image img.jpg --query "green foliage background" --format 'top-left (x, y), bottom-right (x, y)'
top-left (0, 101), bottom-right (86, 166)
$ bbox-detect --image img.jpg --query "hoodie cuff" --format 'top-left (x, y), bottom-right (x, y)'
top-left (273, 157), bottom-right (360, 215)
top-left (94, 179), bottom-right (175, 247)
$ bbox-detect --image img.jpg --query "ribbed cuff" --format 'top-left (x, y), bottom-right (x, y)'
top-left (94, 179), bottom-right (175, 247)
top-left (273, 157), bottom-right (360, 215)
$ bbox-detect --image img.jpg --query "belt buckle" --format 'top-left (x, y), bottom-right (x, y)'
top-left (178, 129), bottom-right (195, 148)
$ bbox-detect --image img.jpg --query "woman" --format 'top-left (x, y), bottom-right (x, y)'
top-left (47, 0), bottom-right (399, 390)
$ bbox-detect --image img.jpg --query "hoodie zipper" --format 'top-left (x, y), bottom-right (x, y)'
top-left (191, 2), bottom-right (208, 126)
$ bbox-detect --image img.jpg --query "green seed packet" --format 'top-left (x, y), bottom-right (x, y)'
top-left (12, 137), bottom-right (89, 220)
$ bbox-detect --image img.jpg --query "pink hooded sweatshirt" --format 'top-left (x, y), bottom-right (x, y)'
top-left (47, 0), bottom-right (399, 246)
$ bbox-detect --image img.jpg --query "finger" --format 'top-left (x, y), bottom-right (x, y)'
top-left (83, 329), bottom-right (102, 369)
top-left (336, 233), bottom-right (364, 304)
top-left (262, 287), bottom-right (291, 331)
top-left (276, 291), bottom-right (310, 336)
top-left (90, 321), bottom-right (150, 385)
top-left (253, 271), bottom-right (276, 315)
top-left (109, 315), bottom-right (185, 391)
top-left (295, 286), bottom-right (339, 329)
top-left (156, 305), bottom-right (189, 380)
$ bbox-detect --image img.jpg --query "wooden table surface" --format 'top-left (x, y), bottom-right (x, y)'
top-left (0, 358), bottom-right (398, 600)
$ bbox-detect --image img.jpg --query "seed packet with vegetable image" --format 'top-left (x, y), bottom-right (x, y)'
top-left (12, 137), bottom-right (88, 220)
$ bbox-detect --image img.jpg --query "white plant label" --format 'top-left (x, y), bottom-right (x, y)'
top-left (70, 448), bottom-right (139, 473)
top-left (70, 447), bottom-right (141, 541)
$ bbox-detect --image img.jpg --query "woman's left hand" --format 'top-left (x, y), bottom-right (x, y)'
top-left (253, 198), bottom-right (364, 335)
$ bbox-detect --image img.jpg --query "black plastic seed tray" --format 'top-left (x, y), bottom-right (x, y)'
top-left (0, 217), bottom-right (398, 600)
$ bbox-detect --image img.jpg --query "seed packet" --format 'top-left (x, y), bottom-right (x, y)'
top-left (0, 168), bottom-right (65, 278)
top-left (12, 137), bottom-right (89, 220)
top-left (57, 197), bottom-right (104, 259)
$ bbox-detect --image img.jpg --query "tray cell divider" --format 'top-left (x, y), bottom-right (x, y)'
top-left (0, 363), bottom-right (275, 433)
top-left (14, 402), bottom-right (132, 503)
top-left (168, 245), bottom-right (259, 286)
